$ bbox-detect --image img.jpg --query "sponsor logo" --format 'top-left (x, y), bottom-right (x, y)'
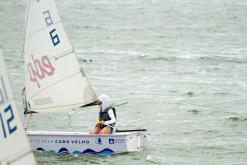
top-left (27, 55), bottom-right (55, 88)
top-left (55, 139), bottom-right (70, 144)
top-left (109, 139), bottom-right (114, 144)
top-left (30, 138), bottom-right (89, 144)
top-left (70, 139), bottom-right (89, 144)
top-left (96, 137), bottom-right (102, 145)
top-left (108, 138), bottom-right (125, 144)
top-left (30, 138), bottom-right (54, 144)
top-left (55, 139), bottom-right (89, 144)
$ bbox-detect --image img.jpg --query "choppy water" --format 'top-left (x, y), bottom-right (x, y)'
top-left (1, 0), bottom-right (247, 164)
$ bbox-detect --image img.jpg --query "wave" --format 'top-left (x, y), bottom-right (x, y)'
top-left (58, 147), bottom-right (70, 154)
top-left (36, 147), bottom-right (45, 151)
top-left (75, 49), bottom-right (142, 56)
top-left (133, 54), bottom-right (176, 62)
top-left (82, 148), bottom-right (114, 155)
top-left (36, 147), bottom-right (114, 155)
top-left (134, 54), bottom-right (247, 64)
top-left (199, 55), bottom-right (247, 64)
top-left (228, 116), bottom-right (247, 123)
top-left (77, 57), bottom-right (94, 63)
top-left (188, 109), bottom-right (201, 115)
top-left (75, 48), bottom-right (247, 64)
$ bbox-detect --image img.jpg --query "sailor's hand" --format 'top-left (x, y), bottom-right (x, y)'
top-left (99, 120), bottom-right (105, 125)
top-left (96, 120), bottom-right (100, 126)
top-left (96, 120), bottom-right (105, 125)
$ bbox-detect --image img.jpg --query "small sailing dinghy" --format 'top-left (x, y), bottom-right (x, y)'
top-left (23, 0), bottom-right (150, 155)
top-left (0, 48), bottom-right (36, 164)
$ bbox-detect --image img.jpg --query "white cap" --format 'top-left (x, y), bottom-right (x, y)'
top-left (98, 94), bottom-right (110, 110)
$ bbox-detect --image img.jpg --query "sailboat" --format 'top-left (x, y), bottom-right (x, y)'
top-left (0, 48), bottom-right (36, 164)
top-left (24, 0), bottom-right (150, 155)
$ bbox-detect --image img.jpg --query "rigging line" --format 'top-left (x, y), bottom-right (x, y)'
top-left (25, 21), bottom-right (62, 40)
top-left (24, 113), bottom-right (32, 130)
top-left (24, 48), bottom-right (74, 67)
top-left (30, 101), bottom-right (96, 111)
top-left (26, 48), bottom-right (74, 61)
top-left (27, 71), bottom-right (81, 101)
top-left (53, 48), bottom-right (74, 60)
top-left (68, 101), bottom-right (128, 123)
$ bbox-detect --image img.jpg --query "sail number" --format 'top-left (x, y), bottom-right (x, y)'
top-left (0, 105), bottom-right (17, 139)
top-left (43, 10), bottom-right (60, 46)
top-left (0, 76), bottom-right (17, 139)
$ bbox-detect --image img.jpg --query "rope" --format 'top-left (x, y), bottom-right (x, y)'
top-left (24, 113), bottom-right (32, 131)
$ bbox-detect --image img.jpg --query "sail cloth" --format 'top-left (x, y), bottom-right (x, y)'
top-left (0, 49), bottom-right (36, 165)
top-left (23, 0), bottom-right (97, 113)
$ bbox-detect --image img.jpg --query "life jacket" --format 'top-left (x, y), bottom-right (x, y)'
top-left (99, 106), bottom-right (116, 127)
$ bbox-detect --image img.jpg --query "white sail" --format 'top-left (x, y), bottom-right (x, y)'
top-left (0, 49), bottom-right (36, 165)
top-left (24, 0), bottom-right (97, 113)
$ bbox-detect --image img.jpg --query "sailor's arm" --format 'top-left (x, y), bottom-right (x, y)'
top-left (104, 109), bottom-right (116, 125)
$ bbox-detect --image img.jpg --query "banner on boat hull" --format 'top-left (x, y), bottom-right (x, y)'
top-left (27, 131), bottom-right (149, 155)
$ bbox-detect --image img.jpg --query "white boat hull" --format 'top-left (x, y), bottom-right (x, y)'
top-left (26, 130), bottom-right (150, 155)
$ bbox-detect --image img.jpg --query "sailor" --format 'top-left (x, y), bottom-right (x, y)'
top-left (89, 94), bottom-right (116, 134)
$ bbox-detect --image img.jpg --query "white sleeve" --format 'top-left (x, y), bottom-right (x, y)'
top-left (104, 109), bottom-right (116, 125)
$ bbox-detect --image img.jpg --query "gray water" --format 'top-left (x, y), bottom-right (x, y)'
top-left (1, 0), bottom-right (247, 164)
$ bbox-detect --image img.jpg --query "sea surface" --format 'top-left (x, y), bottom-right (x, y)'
top-left (1, 0), bottom-right (247, 164)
